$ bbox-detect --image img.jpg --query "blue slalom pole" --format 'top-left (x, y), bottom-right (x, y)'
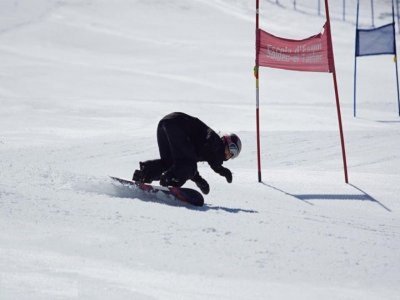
top-left (353, 0), bottom-right (360, 117)
top-left (392, 0), bottom-right (400, 115)
top-left (353, 58), bottom-right (358, 117)
top-left (394, 53), bottom-right (400, 116)
top-left (343, 0), bottom-right (346, 21)
top-left (371, 0), bottom-right (375, 27)
top-left (396, 0), bottom-right (400, 33)
top-left (318, 0), bottom-right (321, 16)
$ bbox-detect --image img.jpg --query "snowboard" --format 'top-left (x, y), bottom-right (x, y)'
top-left (110, 176), bottom-right (204, 207)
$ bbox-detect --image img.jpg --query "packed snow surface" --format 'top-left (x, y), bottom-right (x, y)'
top-left (0, 0), bottom-right (399, 299)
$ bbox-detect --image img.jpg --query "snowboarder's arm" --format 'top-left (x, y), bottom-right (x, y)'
top-left (210, 164), bottom-right (232, 183)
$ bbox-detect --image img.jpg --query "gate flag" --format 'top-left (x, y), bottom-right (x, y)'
top-left (356, 23), bottom-right (396, 57)
top-left (353, 0), bottom-right (399, 117)
top-left (257, 22), bottom-right (334, 73)
top-left (254, 0), bottom-right (349, 183)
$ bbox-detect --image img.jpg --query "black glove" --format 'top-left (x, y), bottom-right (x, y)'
top-left (219, 167), bottom-right (232, 183)
top-left (192, 172), bottom-right (210, 194)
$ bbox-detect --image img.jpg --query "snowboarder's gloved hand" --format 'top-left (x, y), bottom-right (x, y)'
top-left (219, 167), bottom-right (232, 183)
top-left (192, 171), bottom-right (210, 194)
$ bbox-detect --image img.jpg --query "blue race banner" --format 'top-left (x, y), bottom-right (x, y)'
top-left (356, 23), bottom-right (395, 57)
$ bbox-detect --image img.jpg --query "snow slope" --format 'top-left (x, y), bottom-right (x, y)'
top-left (0, 0), bottom-right (399, 299)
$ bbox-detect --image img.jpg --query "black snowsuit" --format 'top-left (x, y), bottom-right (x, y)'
top-left (138, 112), bottom-right (231, 186)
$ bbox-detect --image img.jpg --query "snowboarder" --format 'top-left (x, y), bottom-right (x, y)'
top-left (132, 112), bottom-right (242, 194)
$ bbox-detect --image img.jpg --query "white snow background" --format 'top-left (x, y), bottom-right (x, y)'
top-left (0, 0), bottom-right (399, 299)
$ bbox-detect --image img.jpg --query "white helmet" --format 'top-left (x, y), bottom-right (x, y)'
top-left (222, 133), bottom-right (242, 159)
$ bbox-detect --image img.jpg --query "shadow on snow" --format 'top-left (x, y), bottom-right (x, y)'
top-left (261, 182), bottom-right (391, 212)
top-left (108, 183), bottom-right (258, 214)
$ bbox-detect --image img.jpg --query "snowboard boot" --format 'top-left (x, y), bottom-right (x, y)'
top-left (132, 169), bottom-right (145, 182)
top-left (132, 160), bottom-right (164, 183)
top-left (160, 170), bottom-right (185, 187)
top-left (192, 171), bottom-right (210, 195)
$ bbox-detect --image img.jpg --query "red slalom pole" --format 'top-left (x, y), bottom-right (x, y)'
top-left (255, 0), bottom-right (262, 182)
top-left (324, 0), bottom-right (349, 183)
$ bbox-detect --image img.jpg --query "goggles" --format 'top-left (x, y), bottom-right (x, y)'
top-left (224, 136), bottom-right (239, 159)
